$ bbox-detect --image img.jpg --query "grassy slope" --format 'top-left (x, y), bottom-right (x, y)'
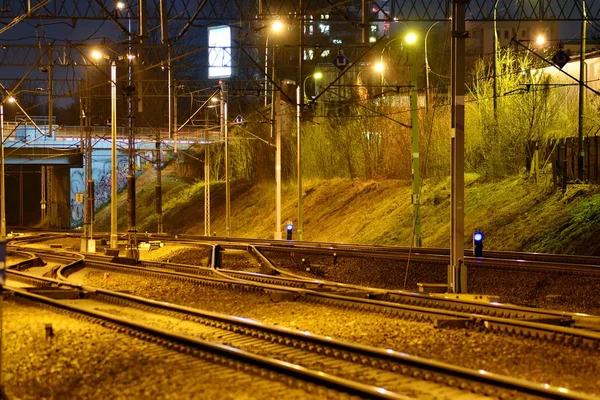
top-left (94, 165), bottom-right (600, 256)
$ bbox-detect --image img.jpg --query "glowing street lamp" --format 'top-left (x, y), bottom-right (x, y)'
top-left (535, 34), bottom-right (546, 47)
top-left (264, 20), bottom-right (285, 107)
top-left (303, 71), bottom-right (322, 101)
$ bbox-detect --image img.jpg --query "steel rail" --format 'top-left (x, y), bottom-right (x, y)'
top-left (8, 250), bottom-right (600, 351)
top-left (3, 286), bottom-right (409, 400)
top-left (3, 276), bottom-right (596, 400)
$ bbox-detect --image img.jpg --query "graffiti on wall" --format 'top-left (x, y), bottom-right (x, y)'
top-left (70, 155), bottom-right (128, 228)
top-left (70, 149), bottom-right (172, 228)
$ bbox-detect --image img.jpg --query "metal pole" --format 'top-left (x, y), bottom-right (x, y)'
top-left (80, 79), bottom-right (86, 249)
top-left (47, 52), bottom-right (53, 228)
top-left (40, 166), bottom-right (45, 223)
top-left (48, 46), bottom-right (53, 139)
top-left (297, 0), bottom-right (304, 240)
top-left (223, 83), bottom-right (231, 237)
top-left (204, 136), bottom-right (210, 236)
top-left (110, 60), bottom-right (118, 250)
top-left (168, 44), bottom-right (174, 151)
top-left (264, 34), bottom-right (270, 108)
top-left (0, 104), bottom-right (5, 239)
top-left (449, 0), bottom-right (466, 293)
top-left (275, 88), bottom-right (281, 240)
top-left (578, 0), bottom-right (586, 181)
top-left (493, 0), bottom-right (499, 118)
top-left (155, 132), bottom-right (163, 233)
top-left (86, 71), bottom-right (94, 249)
top-left (409, 51), bottom-right (421, 247)
top-left (297, 85), bottom-right (303, 240)
top-left (126, 12), bottom-right (138, 259)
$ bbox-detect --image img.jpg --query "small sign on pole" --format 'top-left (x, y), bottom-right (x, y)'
top-left (332, 50), bottom-right (351, 71)
top-left (233, 115), bottom-right (245, 126)
top-left (75, 193), bottom-right (84, 203)
top-left (552, 50), bottom-right (570, 69)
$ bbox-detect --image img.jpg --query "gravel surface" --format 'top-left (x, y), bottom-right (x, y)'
top-left (140, 245), bottom-right (211, 266)
top-left (263, 251), bottom-right (600, 315)
top-left (74, 266), bottom-right (600, 397)
top-left (1, 299), bottom-right (327, 400)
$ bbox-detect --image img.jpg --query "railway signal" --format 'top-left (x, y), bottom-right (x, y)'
top-left (286, 222), bottom-right (294, 241)
top-left (473, 230), bottom-right (484, 257)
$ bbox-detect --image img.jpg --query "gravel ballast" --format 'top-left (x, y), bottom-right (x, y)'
top-left (263, 251), bottom-right (600, 315)
top-left (75, 265), bottom-right (600, 396)
top-left (1, 299), bottom-right (326, 399)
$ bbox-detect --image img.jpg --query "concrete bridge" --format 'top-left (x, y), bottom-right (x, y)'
top-left (3, 118), bottom-right (219, 229)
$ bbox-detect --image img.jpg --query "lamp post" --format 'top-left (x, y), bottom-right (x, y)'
top-left (424, 21), bottom-right (439, 110)
top-left (92, 49), bottom-right (119, 251)
top-left (264, 21), bottom-right (284, 107)
top-left (303, 71), bottom-right (322, 102)
top-left (110, 59), bottom-right (118, 250)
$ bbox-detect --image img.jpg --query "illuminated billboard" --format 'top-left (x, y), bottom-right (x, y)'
top-left (208, 25), bottom-right (232, 78)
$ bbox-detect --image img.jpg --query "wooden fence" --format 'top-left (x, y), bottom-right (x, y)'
top-left (527, 136), bottom-right (600, 187)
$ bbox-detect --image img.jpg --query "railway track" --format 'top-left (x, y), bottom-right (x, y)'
top-left (9, 247), bottom-right (600, 350)
top-left (3, 270), bottom-right (595, 400)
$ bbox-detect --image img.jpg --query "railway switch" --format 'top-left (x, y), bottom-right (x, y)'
top-left (473, 230), bottom-right (484, 257)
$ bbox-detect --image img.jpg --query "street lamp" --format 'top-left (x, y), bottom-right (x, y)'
top-left (535, 34), bottom-right (546, 47)
top-left (424, 22), bottom-right (439, 110)
top-left (373, 60), bottom-right (385, 90)
top-left (92, 49), bottom-right (119, 251)
top-left (302, 71), bottom-right (322, 102)
top-left (264, 20), bottom-right (285, 107)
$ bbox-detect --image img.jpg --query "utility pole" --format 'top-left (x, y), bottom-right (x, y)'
top-left (578, 0), bottom-right (587, 182)
top-left (155, 132), bottom-right (163, 233)
top-left (274, 88), bottom-right (282, 240)
top-left (297, 0), bottom-right (304, 240)
top-left (126, 11), bottom-right (138, 259)
top-left (449, 0), bottom-right (467, 294)
top-left (409, 50), bottom-right (422, 247)
top-left (204, 129), bottom-right (211, 237)
top-left (223, 82), bottom-right (231, 237)
top-left (81, 71), bottom-right (95, 252)
top-left (493, 0), bottom-right (500, 119)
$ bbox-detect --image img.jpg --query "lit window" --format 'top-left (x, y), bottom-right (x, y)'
top-left (369, 37), bottom-right (376, 43)
top-left (332, 39), bottom-right (342, 45)
top-left (319, 24), bottom-right (330, 35)
top-left (320, 13), bottom-right (329, 20)
top-left (304, 49), bottom-right (314, 60)
top-left (320, 49), bottom-right (330, 58)
top-left (371, 25), bottom-right (378, 32)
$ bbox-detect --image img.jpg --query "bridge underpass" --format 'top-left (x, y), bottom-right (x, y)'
top-left (3, 120), bottom-right (217, 230)
top-left (5, 148), bottom-right (83, 229)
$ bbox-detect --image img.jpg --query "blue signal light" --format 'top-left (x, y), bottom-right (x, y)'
top-left (286, 223), bottom-right (293, 231)
top-left (473, 230), bottom-right (484, 257)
